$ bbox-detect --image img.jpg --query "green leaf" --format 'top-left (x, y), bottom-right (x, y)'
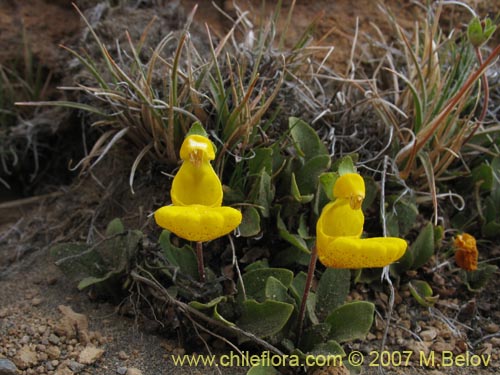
top-left (308, 340), bottom-right (345, 358)
top-left (244, 259), bottom-right (270, 272)
top-left (289, 117), bottom-right (327, 160)
top-left (291, 173), bottom-right (314, 203)
top-left (51, 243), bottom-right (103, 282)
top-left (249, 148), bottom-right (273, 175)
top-left (159, 230), bottom-right (198, 279)
top-left (106, 218), bottom-right (125, 236)
top-left (99, 229), bottom-right (142, 271)
top-left (468, 17), bottom-right (497, 47)
top-left (239, 207), bottom-right (261, 237)
top-left (50, 222), bottom-right (142, 292)
top-left (237, 300), bottom-right (294, 338)
top-left (337, 155), bottom-right (356, 175)
top-left (319, 172), bottom-right (338, 201)
top-left (299, 323), bottom-right (331, 352)
top-left (316, 269), bottom-right (350, 320)
top-left (386, 197), bottom-right (419, 237)
top-left (186, 121), bottom-right (208, 137)
top-left (289, 271), bottom-right (307, 303)
top-left (274, 247), bottom-right (311, 267)
top-left (390, 246), bottom-right (414, 276)
top-left (462, 264), bottom-right (498, 292)
top-left (410, 222), bottom-right (435, 269)
top-left (265, 276), bottom-right (294, 304)
top-left (241, 268), bottom-right (294, 302)
top-left (326, 301), bottom-right (375, 342)
top-left (255, 170), bottom-right (274, 218)
top-left (277, 212), bottom-right (310, 254)
top-left (472, 163), bottom-right (494, 191)
top-left (247, 364), bottom-right (279, 375)
top-left (190, 297), bottom-right (235, 326)
top-left (77, 271), bottom-right (117, 290)
top-left (482, 220), bottom-right (500, 238)
top-left (408, 280), bottom-right (439, 307)
top-left (295, 155), bottom-right (331, 195)
top-left (189, 296), bottom-right (227, 310)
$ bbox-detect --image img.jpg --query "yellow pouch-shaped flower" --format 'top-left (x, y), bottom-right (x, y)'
top-left (317, 200), bottom-right (364, 238)
top-left (317, 236), bottom-right (408, 269)
top-left (316, 172), bottom-right (407, 269)
top-left (155, 204), bottom-right (242, 242)
top-left (171, 135), bottom-right (222, 207)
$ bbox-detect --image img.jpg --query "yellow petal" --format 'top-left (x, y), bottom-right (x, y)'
top-left (333, 173), bottom-right (365, 209)
top-left (154, 205), bottom-right (242, 242)
top-left (171, 159), bottom-right (223, 207)
top-left (317, 236), bottom-right (407, 269)
top-left (180, 134), bottom-right (215, 162)
top-left (317, 199), bottom-right (364, 239)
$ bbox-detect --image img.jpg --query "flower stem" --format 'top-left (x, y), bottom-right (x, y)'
top-left (297, 244), bottom-right (317, 345)
top-left (196, 241), bottom-right (206, 282)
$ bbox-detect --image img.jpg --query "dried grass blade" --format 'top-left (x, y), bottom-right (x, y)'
top-left (129, 143), bottom-right (154, 194)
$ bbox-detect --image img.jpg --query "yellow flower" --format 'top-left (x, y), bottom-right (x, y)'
top-left (454, 233), bottom-right (478, 271)
top-left (154, 134), bottom-right (242, 242)
top-left (316, 173), bottom-right (407, 268)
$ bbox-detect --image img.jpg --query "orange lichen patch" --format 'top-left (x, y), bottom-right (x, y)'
top-left (454, 233), bottom-right (478, 271)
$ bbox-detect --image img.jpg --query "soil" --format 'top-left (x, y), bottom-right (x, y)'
top-left (1, 1), bottom-right (499, 375)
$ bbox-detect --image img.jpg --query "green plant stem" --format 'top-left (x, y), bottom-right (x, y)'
top-left (297, 244), bottom-right (317, 345)
top-left (196, 241), bottom-right (206, 282)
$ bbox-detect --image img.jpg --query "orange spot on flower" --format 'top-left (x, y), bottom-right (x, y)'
top-left (454, 233), bottom-right (478, 271)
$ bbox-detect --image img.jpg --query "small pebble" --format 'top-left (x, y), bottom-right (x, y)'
top-left (48, 334), bottom-right (60, 345)
top-left (68, 360), bottom-right (85, 373)
top-left (0, 358), bottom-right (19, 375)
top-left (31, 297), bottom-right (43, 306)
top-left (118, 351), bottom-right (129, 360)
top-left (485, 323), bottom-right (499, 334)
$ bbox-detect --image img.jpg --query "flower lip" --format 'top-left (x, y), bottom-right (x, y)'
top-left (349, 194), bottom-right (364, 210)
top-left (180, 135), bottom-right (216, 165)
top-left (333, 173), bottom-right (365, 201)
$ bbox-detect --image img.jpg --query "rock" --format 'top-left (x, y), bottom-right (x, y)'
top-left (118, 351), bottom-right (129, 360)
top-left (47, 346), bottom-right (61, 360)
top-left (0, 309), bottom-right (9, 318)
top-left (55, 368), bottom-right (74, 375)
top-left (55, 305), bottom-right (89, 344)
top-left (406, 341), bottom-right (429, 356)
top-left (67, 360), bottom-right (85, 373)
top-left (420, 328), bottom-right (438, 341)
top-left (78, 345), bottom-right (104, 365)
top-left (0, 358), bottom-right (18, 375)
top-left (485, 323), bottom-right (499, 333)
top-left (20, 335), bottom-right (30, 344)
top-left (432, 341), bottom-right (454, 352)
top-left (49, 334), bottom-right (60, 345)
top-left (13, 346), bottom-right (38, 369)
top-left (116, 367), bottom-right (128, 375)
top-left (125, 369), bottom-right (143, 375)
top-left (31, 297), bottom-right (43, 306)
